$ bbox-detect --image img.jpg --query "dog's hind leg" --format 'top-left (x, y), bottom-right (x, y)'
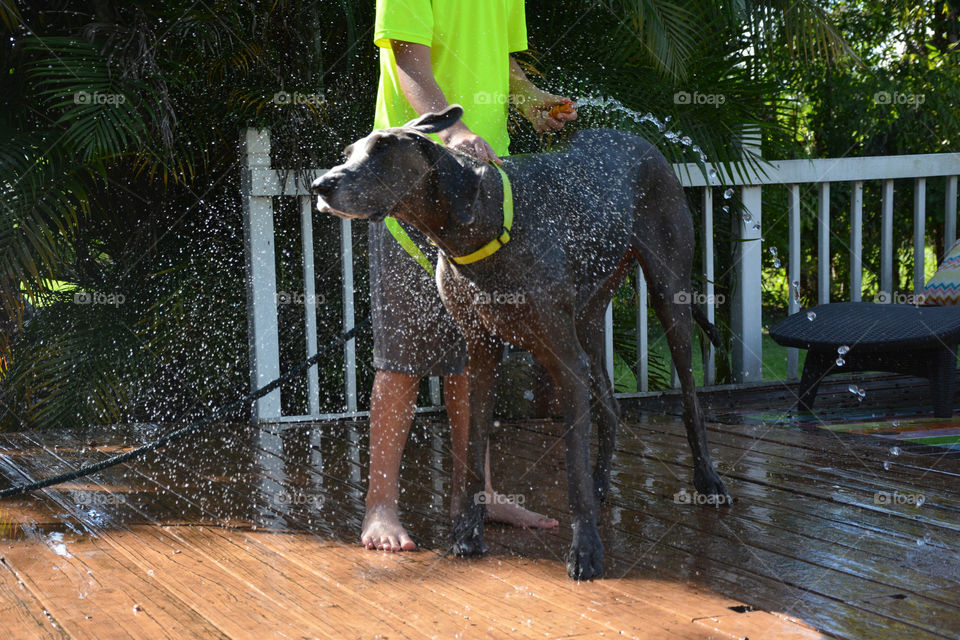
top-left (577, 313), bottom-right (618, 505)
top-left (638, 247), bottom-right (728, 501)
top-left (630, 166), bottom-right (730, 502)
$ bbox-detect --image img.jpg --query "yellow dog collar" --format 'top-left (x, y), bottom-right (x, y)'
top-left (449, 164), bottom-right (513, 265)
top-left (384, 163), bottom-right (514, 274)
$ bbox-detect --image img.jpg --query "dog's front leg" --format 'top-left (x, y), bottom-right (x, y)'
top-left (532, 325), bottom-right (604, 580)
top-left (451, 332), bottom-right (501, 557)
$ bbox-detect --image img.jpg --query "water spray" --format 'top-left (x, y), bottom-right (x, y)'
top-left (0, 316), bottom-right (371, 498)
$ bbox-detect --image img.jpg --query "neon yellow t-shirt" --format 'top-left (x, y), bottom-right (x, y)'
top-left (373, 0), bottom-right (528, 156)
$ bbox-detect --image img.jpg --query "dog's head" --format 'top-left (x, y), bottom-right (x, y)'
top-left (311, 105), bottom-right (482, 227)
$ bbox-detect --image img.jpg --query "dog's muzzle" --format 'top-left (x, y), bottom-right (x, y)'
top-left (311, 174), bottom-right (390, 221)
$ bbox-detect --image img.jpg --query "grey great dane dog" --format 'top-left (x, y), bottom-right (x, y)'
top-left (312, 105), bottom-right (729, 580)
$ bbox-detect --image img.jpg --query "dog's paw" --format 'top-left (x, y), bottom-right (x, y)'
top-left (566, 521), bottom-right (604, 581)
top-left (451, 508), bottom-right (488, 557)
top-left (693, 466), bottom-right (732, 506)
top-left (592, 467), bottom-right (610, 504)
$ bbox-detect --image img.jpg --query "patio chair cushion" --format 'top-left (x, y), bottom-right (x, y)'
top-left (923, 238), bottom-right (960, 305)
top-left (770, 301), bottom-right (960, 417)
top-left (770, 301), bottom-right (960, 352)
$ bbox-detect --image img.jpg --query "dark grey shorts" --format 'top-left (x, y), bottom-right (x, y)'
top-left (369, 220), bottom-right (468, 377)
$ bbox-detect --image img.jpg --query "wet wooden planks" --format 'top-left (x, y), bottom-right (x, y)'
top-left (0, 407), bottom-right (956, 639)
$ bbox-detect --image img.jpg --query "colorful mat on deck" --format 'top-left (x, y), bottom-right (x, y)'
top-left (710, 406), bottom-right (960, 453)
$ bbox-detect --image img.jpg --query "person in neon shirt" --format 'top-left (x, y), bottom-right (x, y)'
top-left (364, 0), bottom-right (577, 551)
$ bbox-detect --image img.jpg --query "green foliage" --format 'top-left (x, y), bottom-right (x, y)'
top-left (2, 0), bottom-right (953, 429)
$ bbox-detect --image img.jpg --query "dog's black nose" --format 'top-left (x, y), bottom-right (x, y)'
top-left (310, 174), bottom-right (335, 196)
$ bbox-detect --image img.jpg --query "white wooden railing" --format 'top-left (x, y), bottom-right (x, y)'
top-left (241, 127), bottom-right (960, 422)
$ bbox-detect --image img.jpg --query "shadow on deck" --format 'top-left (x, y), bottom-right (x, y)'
top-left (0, 401), bottom-right (958, 639)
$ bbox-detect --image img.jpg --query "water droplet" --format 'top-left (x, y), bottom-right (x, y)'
top-left (708, 168), bottom-right (719, 183)
top-left (890, 446), bottom-right (901, 456)
top-left (723, 188), bottom-right (735, 199)
top-left (837, 345), bottom-right (850, 355)
top-left (807, 311), bottom-right (816, 321)
top-left (847, 384), bottom-right (865, 402)
top-left (721, 205), bottom-right (730, 214)
top-left (836, 357), bottom-right (845, 366)
top-left (742, 212), bottom-right (753, 223)
top-left (769, 247), bottom-right (781, 267)
top-left (883, 461), bottom-right (891, 470)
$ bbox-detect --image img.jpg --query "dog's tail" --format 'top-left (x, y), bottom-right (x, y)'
top-left (691, 304), bottom-right (722, 348)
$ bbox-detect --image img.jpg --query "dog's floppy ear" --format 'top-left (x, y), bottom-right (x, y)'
top-left (403, 105), bottom-right (464, 134)
top-left (414, 135), bottom-right (481, 225)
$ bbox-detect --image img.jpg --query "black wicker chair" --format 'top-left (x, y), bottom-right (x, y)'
top-left (769, 302), bottom-right (960, 418)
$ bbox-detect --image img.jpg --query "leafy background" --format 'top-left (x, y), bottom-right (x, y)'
top-left (1, 0), bottom-right (957, 430)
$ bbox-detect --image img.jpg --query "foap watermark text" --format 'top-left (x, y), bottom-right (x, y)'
top-left (674, 291), bottom-right (725, 305)
top-left (276, 291), bottom-right (327, 305)
top-left (873, 91), bottom-right (925, 106)
top-left (673, 488), bottom-right (731, 506)
top-left (473, 290), bottom-right (526, 306)
top-left (673, 91), bottom-right (725, 107)
top-left (74, 90), bottom-right (126, 105)
top-left (874, 291), bottom-right (925, 305)
top-left (74, 291), bottom-right (126, 306)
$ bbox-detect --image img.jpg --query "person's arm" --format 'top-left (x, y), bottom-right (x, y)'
top-left (392, 40), bottom-right (503, 164)
top-left (508, 56), bottom-right (577, 133)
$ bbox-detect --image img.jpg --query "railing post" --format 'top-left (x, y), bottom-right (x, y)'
top-left (731, 130), bottom-right (763, 383)
top-left (701, 187), bottom-right (715, 386)
top-left (817, 183), bottom-right (831, 304)
top-left (787, 184), bottom-right (801, 380)
top-left (241, 127), bottom-right (282, 421)
top-left (341, 217), bottom-right (358, 413)
top-left (914, 178), bottom-right (927, 293)
top-left (946, 175), bottom-right (958, 251)
top-left (301, 196), bottom-right (321, 417)
top-left (604, 302), bottom-right (615, 387)
top-left (849, 181), bottom-right (863, 301)
top-left (881, 180), bottom-right (894, 296)
top-left (635, 266), bottom-right (648, 392)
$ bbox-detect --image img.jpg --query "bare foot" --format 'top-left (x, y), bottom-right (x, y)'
top-left (484, 492), bottom-right (559, 529)
top-left (361, 505), bottom-right (416, 551)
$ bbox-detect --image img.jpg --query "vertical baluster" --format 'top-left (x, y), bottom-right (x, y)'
top-left (849, 181), bottom-right (863, 301)
top-left (881, 180), bottom-right (894, 298)
top-left (636, 266), bottom-right (648, 392)
top-left (818, 183), bottom-right (831, 305)
top-left (787, 184), bottom-right (801, 380)
top-left (702, 187), bottom-right (715, 386)
top-left (301, 197), bottom-right (320, 417)
top-left (341, 218), bottom-right (357, 413)
top-left (914, 178), bottom-right (927, 293)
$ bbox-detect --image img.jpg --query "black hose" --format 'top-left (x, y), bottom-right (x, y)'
top-left (0, 316), bottom-right (371, 498)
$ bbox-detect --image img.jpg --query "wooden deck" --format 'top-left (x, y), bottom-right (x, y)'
top-left (0, 406), bottom-right (958, 639)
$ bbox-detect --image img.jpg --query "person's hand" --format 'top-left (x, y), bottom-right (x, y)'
top-left (519, 92), bottom-right (578, 134)
top-left (439, 123), bottom-right (502, 165)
